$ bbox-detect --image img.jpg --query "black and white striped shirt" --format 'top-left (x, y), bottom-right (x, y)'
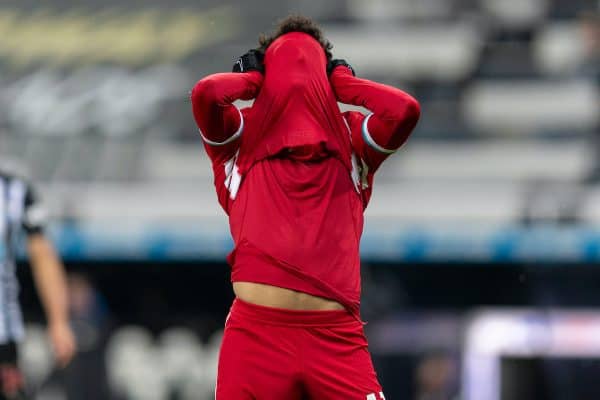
top-left (0, 170), bottom-right (46, 343)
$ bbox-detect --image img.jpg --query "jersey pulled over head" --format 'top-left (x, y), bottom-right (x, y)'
top-left (236, 32), bottom-right (352, 174)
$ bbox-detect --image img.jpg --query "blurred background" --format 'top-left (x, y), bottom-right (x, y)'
top-left (0, 0), bottom-right (599, 399)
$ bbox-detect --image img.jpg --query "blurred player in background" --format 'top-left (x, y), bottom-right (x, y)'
top-left (0, 168), bottom-right (75, 399)
top-left (191, 15), bottom-right (419, 399)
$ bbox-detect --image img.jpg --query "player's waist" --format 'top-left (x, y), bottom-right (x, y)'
top-left (233, 282), bottom-right (345, 311)
top-left (228, 297), bottom-right (356, 327)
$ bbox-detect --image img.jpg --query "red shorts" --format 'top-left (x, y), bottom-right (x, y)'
top-left (215, 299), bottom-right (385, 400)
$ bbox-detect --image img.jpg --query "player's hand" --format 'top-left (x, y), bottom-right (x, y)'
top-left (327, 59), bottom-right (355, 76)
top-left (48, 321), bottom-right (76, 368)
top-left (232, 49), bottom-right (265, 74)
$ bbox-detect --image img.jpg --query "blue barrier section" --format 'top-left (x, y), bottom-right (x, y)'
top-left (35, 221), bottom-right (600, 263)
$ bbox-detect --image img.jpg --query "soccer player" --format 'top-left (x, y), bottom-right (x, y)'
top-left (0, 168), bottom-right (76, 399)
top-left (191, 15), bottom-right (420, 399)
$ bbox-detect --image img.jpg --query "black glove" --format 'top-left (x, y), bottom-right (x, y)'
top-left (232, 49), bottom-right (264, 73)
top-left (327, 59), bottom-right (355, 76)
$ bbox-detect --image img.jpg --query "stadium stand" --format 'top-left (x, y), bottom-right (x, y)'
top-left (0, 0), bottom-right (598, 398)
top-left (0, 0), bottom-right (594, 260)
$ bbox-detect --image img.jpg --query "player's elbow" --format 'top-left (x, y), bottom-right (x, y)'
top-left (190, 77), bottom-right (220, 107)
top-left (389, 96), bottom-right (420, 137)
top-left (384, 93), bottom-right (420, 128)
top-left (385, 97), bottom-right (420, 148)
top-left (403, 95), bottom-right (421, 127)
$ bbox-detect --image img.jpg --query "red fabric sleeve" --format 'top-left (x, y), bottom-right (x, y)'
top-left (190, 71), bottom-right (263, 145)
top-left (331, 66), bottom-right (420, 170)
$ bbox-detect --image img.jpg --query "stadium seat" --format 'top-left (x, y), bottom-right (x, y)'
top-left (378, 140), bottom-right (590, 182)
top-left (158, 327), bottom-right (204, 390)
top-left (180, 362), bottom-right (213, 400)
top-left (126, 367), bottom-right (169, 400)
top-left (20, 324), bottom-right (54, 388)
top-left (462, 80), bottom-right (599, 134)
top-left (325, 24), bottom-right (481, 81)
top-left (184, 329), bottom-right (224, 398)
top-left (479, 0), bottom-right (548, 29)
top-left (142, 139), bottom-right (211, 181)
top-left (346, 0), bottom-right (455, 20)
top-left (35, 385), bottom-right (67, 400)
top-left (533, 22), bottom-right (587, 75)
top-left (577, 186), bottom-right (600, 224)
top-left (105, 326), bottom-right (155, 397)
top-left (365, 181), bottom-right (522, 222)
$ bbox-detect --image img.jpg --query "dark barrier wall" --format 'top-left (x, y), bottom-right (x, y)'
top-left (20, 261), bottom-right (600, 326)
top-left (16, 261), bottom-right (600, 399)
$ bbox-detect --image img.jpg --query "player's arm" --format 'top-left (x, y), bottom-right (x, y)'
top-left (23, 187), bottom-right (75, 367)
top-left (190, 51), bottom-right (263, 147)
top-left (329, 63), bottom-right (420, 169)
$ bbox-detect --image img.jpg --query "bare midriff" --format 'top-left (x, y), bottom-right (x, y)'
top-left (233, 282), bottom-right (345, 311)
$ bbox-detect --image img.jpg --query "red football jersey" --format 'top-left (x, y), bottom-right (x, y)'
top-left (191, 33), bottom-right (420, 316)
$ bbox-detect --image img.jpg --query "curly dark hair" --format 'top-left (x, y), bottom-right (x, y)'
top-left (257, 15), bottom-right (333, 61)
